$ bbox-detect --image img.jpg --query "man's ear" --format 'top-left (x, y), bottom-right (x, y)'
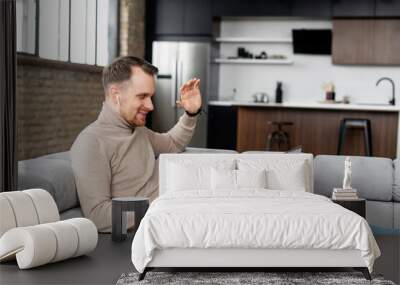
top-left (109, 85), bottom-right (121, 105)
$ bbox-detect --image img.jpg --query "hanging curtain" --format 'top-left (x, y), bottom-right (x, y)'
top-left (0, 0), bottom-right (17, 192)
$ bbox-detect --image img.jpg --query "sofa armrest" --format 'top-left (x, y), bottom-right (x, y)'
top-left (183, 147), bottom-right (238, 154)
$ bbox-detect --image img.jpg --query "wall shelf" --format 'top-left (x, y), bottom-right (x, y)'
top-left (214, 58), bottom-right (294, 65)
top-left (214, 37), bottom-right (293, 43)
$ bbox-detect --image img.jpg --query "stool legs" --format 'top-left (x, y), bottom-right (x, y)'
top-left (337, 120), bottom-right (346, 155)
top-left (337, 119), bottom-right (372, 156)
top-left (364, 120), bottom-right (372, 156)
top-left (266, 124), bottom-right (291, 151)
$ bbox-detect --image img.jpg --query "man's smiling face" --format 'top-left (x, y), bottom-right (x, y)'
top-left (118, 66), bottom-right (155, 127)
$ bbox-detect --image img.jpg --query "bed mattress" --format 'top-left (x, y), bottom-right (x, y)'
top-left (131, 190), bottom-right (380, 273)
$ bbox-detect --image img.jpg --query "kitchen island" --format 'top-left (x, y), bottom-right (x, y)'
top-left (208, 101), bottom-right (399, 158)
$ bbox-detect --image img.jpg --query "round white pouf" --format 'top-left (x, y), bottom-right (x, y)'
top-left (0, 218), bottom-right (98, 269)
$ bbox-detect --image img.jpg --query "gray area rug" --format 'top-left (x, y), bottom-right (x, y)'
top-left (116, 271), bottom-right (396, 285)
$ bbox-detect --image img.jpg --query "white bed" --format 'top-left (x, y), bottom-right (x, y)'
top-left (131, 153), bottom-right (380, 280)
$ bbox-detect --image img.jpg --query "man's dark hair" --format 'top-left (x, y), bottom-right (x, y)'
top-left (102, 56), bottom-right (158, 93)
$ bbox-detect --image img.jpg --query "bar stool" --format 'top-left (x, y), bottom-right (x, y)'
top-left (337, 118), bottom-right (372, 156)
top-left (266, 121), bottom-right (293, 151)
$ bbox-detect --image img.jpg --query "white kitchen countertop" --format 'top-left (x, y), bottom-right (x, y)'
top-left (208, 100), bottom-right (400, 112)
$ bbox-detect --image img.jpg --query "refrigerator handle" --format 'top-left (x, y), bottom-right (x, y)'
top-left (177, 60), bottom-right (184, 103)
top-left (171, 60), bottom-right (177, 108)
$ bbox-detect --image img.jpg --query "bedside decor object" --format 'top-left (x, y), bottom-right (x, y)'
top-left (332, 157), bottom-right (359, 200)
top-left (343, 156), bottom-right (352, 190)
top-left (112, 197), bottom-right (149, 242)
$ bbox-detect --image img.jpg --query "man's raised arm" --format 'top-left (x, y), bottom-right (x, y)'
top-left (147, 78), bottom-right (202, 156)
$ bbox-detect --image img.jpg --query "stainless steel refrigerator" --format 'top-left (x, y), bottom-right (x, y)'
top-left (151, 41), bottom-right (210, 148)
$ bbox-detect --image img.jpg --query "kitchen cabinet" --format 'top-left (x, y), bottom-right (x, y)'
top-left (375, 0), bottom-right (400, 17)
top-left (154, 0), bottom-right (183, 35)
top-left (207, 105), bottom-right (237, 150)
top-left (332, 19), bottom-right (400, 65)
top-left (332, 0), bottom-right (375, 17)
top-left (236, 107), bottom-right (398, 158)
top-left (291, 0), bottom-right (332, 17)
top-left (183, 0), bottom-right (212, 35)
top-left (212, 0), bottom-right (291, 17)
top-left (153, 0), bottom-right (212, 37)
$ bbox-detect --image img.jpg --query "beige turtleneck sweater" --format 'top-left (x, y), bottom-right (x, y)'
top-left (70, 102), bottom-right (197, 232)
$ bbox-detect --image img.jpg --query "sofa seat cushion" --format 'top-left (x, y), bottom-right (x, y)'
top-left (60, 207), bottom-right (84, 220)
top-left (41, 151), bottom-right (71, 161)
top-left (18, 157), bottom-right (78, 212)
top-left (366, 200), bottom-right (394, 231)
top-left (314, 155), bottom-right (393, 202)
top-left (395, 203), bottom-right (400, 230)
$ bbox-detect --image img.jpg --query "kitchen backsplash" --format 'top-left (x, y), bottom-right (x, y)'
top-left (217, 19), bottom-right (400, 104)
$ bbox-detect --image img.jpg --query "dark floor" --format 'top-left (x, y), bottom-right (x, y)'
top-left (1, 234), bottom-right (399, 285)
top-left (0, 234), bottom-right (135, 285)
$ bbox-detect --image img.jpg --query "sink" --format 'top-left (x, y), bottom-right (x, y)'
top-left (356, 103), bottom-right (392, 106)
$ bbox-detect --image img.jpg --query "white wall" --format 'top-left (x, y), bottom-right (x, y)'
top-left (218, 19), bottom-right (400, 105)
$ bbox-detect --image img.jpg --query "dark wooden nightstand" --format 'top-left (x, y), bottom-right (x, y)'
top-left (332, 198), bottom-right (366, 218)
top-left (112, 197), bottom-right (149, 242)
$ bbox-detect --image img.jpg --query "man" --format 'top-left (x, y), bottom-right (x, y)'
top-left (70, 56), bottom-right (202, 232)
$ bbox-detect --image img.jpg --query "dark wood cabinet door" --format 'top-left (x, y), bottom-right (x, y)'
top-left (332, 0), bottom-right (374, 17)
top-left (236, 107), bottom-right (398, 158)
top-left (292, 0), bottom-right (332, 17)
top-left (207, 106), bottom-right (237, 150)
top-left (375, 0), bottom-right (400, 17)
top-left (333, 19), bottom-right (400, 65)
top-left (155, 0), bottom-right (184, 35)
top-left (183, 0), bottom-right (212, 35)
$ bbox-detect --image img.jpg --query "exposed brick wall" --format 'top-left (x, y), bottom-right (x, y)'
top-left (16, 60), bottom-right (104, 160)
top-left (120, 0), bottom-right (145, 57)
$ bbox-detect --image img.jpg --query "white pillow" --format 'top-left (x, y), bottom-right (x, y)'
top-left (211, 168), bottom-right (236, 190)
top-left (167, 160), bottom-right (235, 191)
top-left (237, 158), bottom-right (308, 191)
top-left (211, 168), bottom-right (267, 190)
top-left (237, 169), bottom-right (267, 188)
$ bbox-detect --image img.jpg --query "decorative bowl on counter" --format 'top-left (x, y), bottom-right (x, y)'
top-left (253, 92), bottom-right (269, 103)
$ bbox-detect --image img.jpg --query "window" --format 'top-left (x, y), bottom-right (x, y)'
top-left (16, 0), bottom-right (36, 54)
top-left (16, 0), bottom-right (118, 66)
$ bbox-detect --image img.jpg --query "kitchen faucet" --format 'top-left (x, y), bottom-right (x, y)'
top-left (376, 77), bottom-right (395, 105)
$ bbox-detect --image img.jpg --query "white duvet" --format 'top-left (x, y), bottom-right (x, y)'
top-left (131, 190), bottom-right (380, 273)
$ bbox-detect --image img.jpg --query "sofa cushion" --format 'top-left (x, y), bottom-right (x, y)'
top-left (18, 157), bottom-right (78, 212)
top-left (60, 207), bottom-right (84, 220)
top-left (392, 159), bottom-right (400, 202)
top-left (366, 200), bottom-right (394, 230)
top-left (394, 203), bottom-right (400, 230)
top-left (183, 147), bottom-right (237, 154)
top-left (41, 151), bottom-right (71, 161)
top-left (314, 155), bottom-right (393, 202)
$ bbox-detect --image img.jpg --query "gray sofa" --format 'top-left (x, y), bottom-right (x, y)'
top-left (17, 148), bottom-right (237, 220)
top-left (314, 155), bottom-right (400, 234)
top-left (18, 151), bottom-right (399, 234)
